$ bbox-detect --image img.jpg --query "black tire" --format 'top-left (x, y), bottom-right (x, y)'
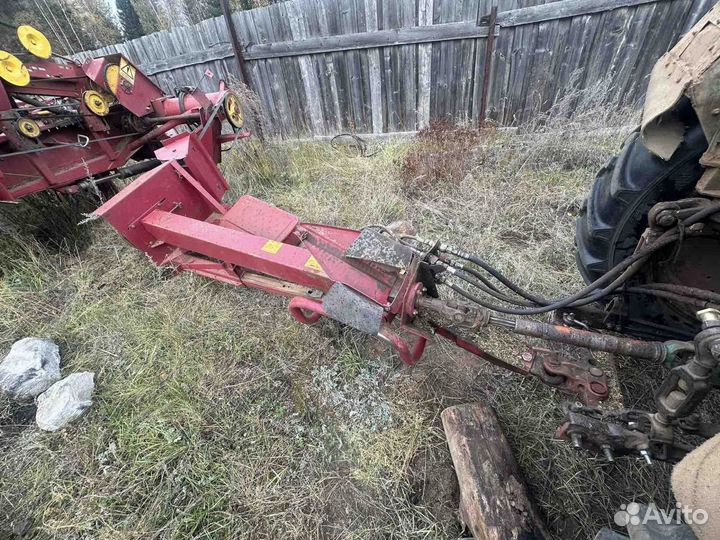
top-left (575, 122), bottom-right (708, 340)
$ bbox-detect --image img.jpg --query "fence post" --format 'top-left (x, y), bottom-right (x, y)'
top-left (220, 0), bottom-right (253, 90)
top-left (478, 6), bottom-right (498, 124)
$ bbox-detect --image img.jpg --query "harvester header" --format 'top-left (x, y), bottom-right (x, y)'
top-left (0, 24), bottom-right (248, 202)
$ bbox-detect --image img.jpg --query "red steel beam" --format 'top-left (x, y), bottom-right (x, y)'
top-left (141, 209), bottom-right (333, 291)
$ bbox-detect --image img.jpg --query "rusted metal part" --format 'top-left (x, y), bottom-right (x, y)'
top-left (522, 348), bottom-right (609, 406)
top-left (655, 312), bottom-right (720, 421)
top-left (626, 287), bottom-right (720, 310)
top-left (416, 295), bottom-right (489, 328)
top-left (638, 283), bottom-right (720, 304)
top-left (697, 166), bottom-right (720, 198)
top-left (322, 283), bottom-right (384, 335)
top-left (557, 406), bottom-right (696, 464)
top-left (648, 198), bottom-right (720, 229)
top-left (556, 408), bottom-right (652, 463)
top-left (511, 319), bottom-right (668, 362)
top-left (431, 323), bottom-right (610, 405)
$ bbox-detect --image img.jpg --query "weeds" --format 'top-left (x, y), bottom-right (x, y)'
top-left (399, 120), bottom-right (492, 195)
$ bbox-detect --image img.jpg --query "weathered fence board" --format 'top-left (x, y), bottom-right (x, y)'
top-left (494, 0), bottom-right (660, 26)
top-left (82, 0), bottom-right (714, 138)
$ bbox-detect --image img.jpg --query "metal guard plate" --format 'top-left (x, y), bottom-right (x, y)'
top-left (323, 283), bottom-right (384, 336)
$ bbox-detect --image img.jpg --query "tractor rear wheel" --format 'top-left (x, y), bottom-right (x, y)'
top-left (575, 121), bottom-right (717, 341)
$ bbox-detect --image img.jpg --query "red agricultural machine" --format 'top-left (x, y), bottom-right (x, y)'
top-left (2, 19), bottom-right (719, 467)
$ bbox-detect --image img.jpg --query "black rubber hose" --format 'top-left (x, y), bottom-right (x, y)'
top-left (683, 202), bottom-right (720, 226)
top-left (444, 232), bottom-right (680, 315)
top-left (455, 253), bottom-right (550, 305)
top-left (446, 202), bottom-right (720, 309)
top-left (452, 262), bottom-right (503, 293)
top-left (451, 268), bottom-right (536, 307)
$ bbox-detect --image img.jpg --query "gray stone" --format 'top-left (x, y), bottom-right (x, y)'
top-left (36, 372), bottom-right (94, 432)
top-left (0, 338), bottom-right (61, 401)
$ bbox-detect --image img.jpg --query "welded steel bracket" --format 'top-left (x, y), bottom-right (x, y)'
top-left (522, 347), bottom-right (609, 406)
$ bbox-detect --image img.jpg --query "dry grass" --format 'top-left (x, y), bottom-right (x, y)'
top-left (0, 114), bottom-right (677, 540)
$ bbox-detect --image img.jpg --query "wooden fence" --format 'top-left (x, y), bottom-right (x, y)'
top-left (83, 0), bottom-right (716, 138)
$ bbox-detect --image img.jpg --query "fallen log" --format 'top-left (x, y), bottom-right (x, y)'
top-left (441, 402), bottom-right (548, 540)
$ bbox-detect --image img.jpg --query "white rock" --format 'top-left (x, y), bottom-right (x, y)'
top-left (36, 372), bottom-right (95, 432)
top-left (0, 338), bottom-right (61, 401)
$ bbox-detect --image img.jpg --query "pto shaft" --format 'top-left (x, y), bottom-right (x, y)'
top-left (491, 315), bottom-right (667, 361)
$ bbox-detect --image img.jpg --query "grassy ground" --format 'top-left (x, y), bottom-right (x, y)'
top-left (0, 119), bottom-right (676, 539)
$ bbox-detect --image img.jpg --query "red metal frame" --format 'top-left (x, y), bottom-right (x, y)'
top-left (2, 48), bottom-right (431, 365)
top-left (0, 54), bottom-right (248, 202)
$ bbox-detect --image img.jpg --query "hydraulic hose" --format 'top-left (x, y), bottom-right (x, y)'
top-left (442, 231), bottom-right (680, 315)
top-left (436, 202), bottom-right (720, 312)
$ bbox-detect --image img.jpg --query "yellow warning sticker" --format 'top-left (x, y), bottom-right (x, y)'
top-left (304, 255), bottom-right (323, 272)
top-left (119, 57), bottom-right (136, 86)
top-left (261, 240), bottom-right (283, 254)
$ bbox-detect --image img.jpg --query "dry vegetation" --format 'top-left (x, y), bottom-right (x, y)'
top-left (0, 109), bottom-right (678, 539)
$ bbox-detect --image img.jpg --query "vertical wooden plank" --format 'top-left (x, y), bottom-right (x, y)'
top-left (488, 25), bottom-right (515, 123)
top-left (314, 0), bottom-right (343, 133)
top-left (439, 0), bottom-right (457, 121)
top-left (608, 5), bottom-right (656, 107)
top-left (683, 0), bottom-right (715, 33)
top-left (354, 5), bottom-right (373, 133)
top-left (452, 0), bottom-right (479, 124)
top-left (363, 0), bottom-right (384, 133)
top-left (503, 21), bottom-right (532, 124)
top-left (417, 0), bottom-right (434, 128)
top-left (581, 7), bottom-right (633, 108)
top-left (379, 0), bottom-right (398, 130)
top-left (339, 0), bottom-right (368, 132)
top-left (624, 0), bottom-right (676, 106)
top-left (521, 18), bottom-right (562, 122)
top-left (535, 16), bottom-right (570, 116)
top-left (546, 14), bottom-right (588, 108)
top-left (569, 9), bottom-right (610, 103)
top-left (254, 5), bottom-right (298, 137)
top-left (470, 0), bottom-right (491, 125)
top-left (301, 0), bottom-right (337, 134)
top-left (268, 1), bottom-right (310, 136)
top-left (513, 21), bottom-right (541, 124)
top-left (634, 0), bottom-right (702, 98)
top-left (235, 10), bottom-right (282, 137)
top-left (323, 0), bottom-right (352, 131)
top-left (398, 0), bottom-right (417, 130)
top-left (287, 1), bottom-right (325, 135)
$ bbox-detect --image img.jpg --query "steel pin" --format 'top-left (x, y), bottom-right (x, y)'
top-left (602, 445), bottom-right (615, 462)
top-left (640, 449), bottom-right (653, 465)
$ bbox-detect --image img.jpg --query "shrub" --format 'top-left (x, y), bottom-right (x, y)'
top-left (399, 121), bottom-right (493, 195)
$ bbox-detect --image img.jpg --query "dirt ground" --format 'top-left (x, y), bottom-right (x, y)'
top-left (0, 117), bottom-right (680, 539)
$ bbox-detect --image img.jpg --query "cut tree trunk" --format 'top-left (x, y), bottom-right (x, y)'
top-left (441, 402), bottom-right (548, 540)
